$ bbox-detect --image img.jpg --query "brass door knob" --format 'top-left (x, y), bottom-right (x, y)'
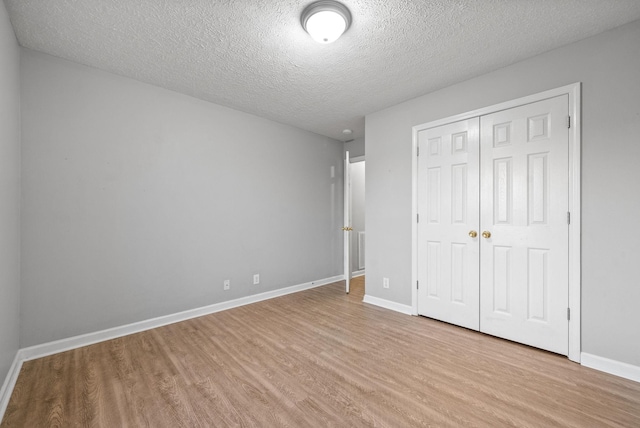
top-left (342, 227), bottom-right (353, 231)
top-left (482, 231), bottom-right (492, 239)
top-left (469, 230), bottom-right (478, 238)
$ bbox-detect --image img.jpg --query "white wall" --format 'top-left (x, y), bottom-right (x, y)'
top-left (20, 50), bottom-right (344, 347)
top-left (366, 20), bottom-right (640, 366)
top-left (0, 1), bottom-right (21, 386)
top-left (350, 161), bottom-right (365, 273)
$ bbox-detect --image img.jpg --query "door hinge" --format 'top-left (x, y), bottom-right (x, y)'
top-left (567, 116), bottom-right (571, 128)
top-left (567, 211), bottom-right (571, 225)
top-left (567, 307), bottom-right (571, 321)
top-left (417, 213), bottom-right (420, 223)
top-left (417, 146), bottom-right (420, 156)
top-left (417, 281), bottom-right (419, 289)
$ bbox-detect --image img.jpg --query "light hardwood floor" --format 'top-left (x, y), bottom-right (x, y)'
top-left (3, 276), bottom-right (640, 427)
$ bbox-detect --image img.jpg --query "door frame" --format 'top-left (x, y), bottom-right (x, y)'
top-left (350, 155), bottom-right (366, 279)
top-left (344, 154), bottom-right (366, 292)
top-left (410, 83), bottom-right (582, 362)
top-left (344, 151), bottom-right (351, 293)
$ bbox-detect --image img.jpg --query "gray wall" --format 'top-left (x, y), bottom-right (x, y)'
top-left (366, 20), bottom-right (640, 366)
top-left (20, 50), bottom-right (344, 347)
top-left (350, 161), bottom-right (365, 273)
top-left (345, 137), bottom-right (365, 158)
top-left (0, 1), bottom-right (21, 385)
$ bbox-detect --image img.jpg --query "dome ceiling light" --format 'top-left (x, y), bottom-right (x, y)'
top-left (301, 1), bottom-right (352, 44)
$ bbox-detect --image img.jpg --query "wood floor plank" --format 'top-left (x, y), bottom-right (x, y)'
top-left (2, 276), bottom-right (640, 427)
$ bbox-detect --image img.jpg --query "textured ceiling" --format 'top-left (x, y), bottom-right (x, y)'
top-left (5, 0), bottom-right (640, 141)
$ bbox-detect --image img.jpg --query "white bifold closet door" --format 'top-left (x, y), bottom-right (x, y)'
top-left (417, 95), bottom-right (569, 355)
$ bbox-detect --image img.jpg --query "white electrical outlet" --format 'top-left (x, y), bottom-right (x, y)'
top-left (223, 279), bottom-right (230, 290)
top-left (383, 277), bottom-right (390, 289)
top-left (253, 274), bottom-right (260, 285)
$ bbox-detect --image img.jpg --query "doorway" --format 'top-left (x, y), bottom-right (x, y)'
top-left (343, 152), bottom-right (365, 293)
top-left (350, 158), bottom-right (365, 278)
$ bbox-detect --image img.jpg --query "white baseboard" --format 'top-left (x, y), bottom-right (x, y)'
top-left (581, 352), bottom-right (640, 383)
top-left (352, 270), bottom-right (365, 278)
top-left (0, 352), bottom-right (23, 422)
top-left (19, 275), bottom-right (343, 363)
top-left (362, 294), bottom-right (413, 315)
top-left (1, 275), bottom-right (342, 421)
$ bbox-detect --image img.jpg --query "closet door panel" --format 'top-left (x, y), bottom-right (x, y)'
top-left (417, 118), bottom-right (480, 330)
top-left (479, 95), bottom-right (569, 355)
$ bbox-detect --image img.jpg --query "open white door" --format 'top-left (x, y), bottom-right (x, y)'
top-left (344, 151), bottom-right (352, 293)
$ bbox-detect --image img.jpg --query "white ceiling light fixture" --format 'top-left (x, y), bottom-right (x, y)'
top-left (301, 1), bottom-right (352, 44)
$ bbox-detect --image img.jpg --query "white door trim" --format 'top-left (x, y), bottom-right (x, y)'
top-left (411, 83), bottom-right (581, 362)
top-left (344, 151), bottom-right (352, 293)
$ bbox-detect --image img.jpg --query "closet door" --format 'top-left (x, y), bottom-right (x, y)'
top-left (479, 95), bottom-right (569, 355)
top-left (417, 118), bottom-right (480, 330)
